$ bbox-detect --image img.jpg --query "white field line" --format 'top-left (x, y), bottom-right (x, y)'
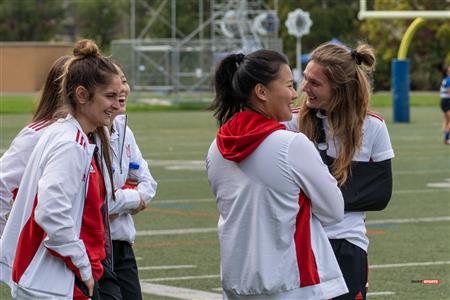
top-left (367, 292), bottom-right (396, 297)
top-left (396, 169), bottom-right (449, 174)
top-left (139, 265), bottom-right (196, 271)
top-left (147, 159), bottom-right (205, 171)
top-left (366, 216), bottom-right (450, 225)
top-left (136, 227), bottom-right (217, 236)
top-left (393, 189), bottom-right (448, 194)
top-left (427, 178), bottom-right (450, 188)
top-left (211, 287), bottom-right (396, 297)
top-left (141, 260), bottom-right (450, 282)
top-left (147, 158), bottom-right (449, 174)
top-left (370, 261), bottom-right (450, 269)
top-left (140, 282), bottom-right (222, 300)
top-left (157, 177), bottom-right (207, 182)
top-left (146, 151), bottom-right (206, 156)
top-left (142, 274), bottom-right (220, 282)
top-left (153, 189), bottom-right (449, 203)
top-left (136, 216), bottom-right (450, 237)
top-left (153, 198), bottom-right (214, 204)
top-left (392, 155), bottom-right (448, 160)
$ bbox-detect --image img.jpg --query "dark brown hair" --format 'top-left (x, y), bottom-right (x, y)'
top-left (61, 39), bottom-right (118, 198)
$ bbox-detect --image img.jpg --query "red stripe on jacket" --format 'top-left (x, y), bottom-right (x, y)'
top-left (28, 120), bottom-right (48, 131)
top-left (76, 130), bottom-right (81, 145)
top-left (367, 111), bottom-right (384, 122)
top-left (12, 195), bottom-right (47, 283)
top-left (294, 192), bottom-right (320, 287)
top-left (73, 157), bottom-right (106, 299)
top-left (33, 121), bottom-right (51, 132)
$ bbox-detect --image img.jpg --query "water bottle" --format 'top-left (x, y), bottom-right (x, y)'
top-left (126, 162), bottom-right (140, 186)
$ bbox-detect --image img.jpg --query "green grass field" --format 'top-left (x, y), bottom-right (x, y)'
top-left (0, 106), bottom-right (449, 299)
top-left (0, 92), bottom-right (441, 114)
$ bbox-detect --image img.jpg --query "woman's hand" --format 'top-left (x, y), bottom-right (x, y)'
top-left (83, 276), bottom-right (95, 297)
top-left (131, 198), bottom-right (146, 215)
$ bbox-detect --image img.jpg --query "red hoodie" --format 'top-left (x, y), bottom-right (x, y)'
top-left (216, 111), bottom-right (286, 163)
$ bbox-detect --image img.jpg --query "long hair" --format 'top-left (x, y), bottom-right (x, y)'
top-left (210, 50), bottom-right (289, 125)
top-left (61, 39), bottom-right (118, 199)
top-left (298, 42), bottom-right (376, 185)
top-left (31, 55), bottom-right (70, 122)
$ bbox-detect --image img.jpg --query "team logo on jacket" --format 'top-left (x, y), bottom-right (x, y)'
top-left (89, 165), bottom-right (95, 173)
top-left (126, 144), bottom-right (131, 158)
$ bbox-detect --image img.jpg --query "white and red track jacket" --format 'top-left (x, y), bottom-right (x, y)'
top-left (0, 119), bottom-right (53, 236)
top-left (0, 115), bottom-right (113, 298)
top-left (206, 111), bottom-right (348, 300)
top-left (109, 114), bottom-right (157, 243)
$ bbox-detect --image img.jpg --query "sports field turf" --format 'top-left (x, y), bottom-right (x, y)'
top-left (0, 106), bottom-right (449, 299)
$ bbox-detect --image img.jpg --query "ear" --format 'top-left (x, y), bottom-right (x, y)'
top-left (75, 86), bottom-right (90, 104)
top-left (253, 83), bottom-right (268, 102)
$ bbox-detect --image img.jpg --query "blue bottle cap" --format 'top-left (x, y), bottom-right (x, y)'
top-left (129, 162), bottom-right (140, 170)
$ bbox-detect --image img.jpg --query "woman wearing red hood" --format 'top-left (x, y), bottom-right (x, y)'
top-left (206, 50), bottom-right (348, 300)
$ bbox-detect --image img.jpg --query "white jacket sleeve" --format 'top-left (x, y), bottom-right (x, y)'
top-left (109, 129), bottom-right (157, 214)
top-left (371, 121), bottom-right (395, 162)
top-left (34, 141), bottom-right (91, 281)
top-left (287, 133), bottom-right (344, 225)
top-left (0, 127), bottom-right (39, 236)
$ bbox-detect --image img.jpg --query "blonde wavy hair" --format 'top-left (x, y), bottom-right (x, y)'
top-left (298, 42), bottom-right (376, 185)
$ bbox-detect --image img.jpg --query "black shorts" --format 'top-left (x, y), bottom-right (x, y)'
top-left (441, 98), bottom-right (450, 113)
top-left (329, 239), bottom-right (368, 300)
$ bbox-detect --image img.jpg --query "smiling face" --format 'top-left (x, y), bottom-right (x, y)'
top-left (262, 64), bottom-right (298, 122)
top-left (117, 66), bottom-right (130, 114)
top-left (77, 74), bottom-right (122, 133)
top-left (301, 60), bottom-right (333, 110)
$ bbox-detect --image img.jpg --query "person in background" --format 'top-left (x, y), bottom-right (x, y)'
top-left (0, 39), bottom-right (120, 299)
top-left (289, 42), bottom-right (395, 300)
top-left (440, 66), bottom-right (450, 144)
top-left (207, 49), bottom-right (347, 300)
top-left (107, 64), bottom-right (157, 299)
top-left (0, 55), bottom-right (69, 238)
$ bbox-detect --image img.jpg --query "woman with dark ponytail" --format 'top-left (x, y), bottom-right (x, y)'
top-left (286, 42), bottom-right (395, 300)
top-left (0, 39), bottom-right (122, 299)
top-left (207, 50), bottom-right (348, 299)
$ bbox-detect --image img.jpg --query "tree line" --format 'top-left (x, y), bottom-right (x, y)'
top-left (1, 0), bottom-right (448, 91)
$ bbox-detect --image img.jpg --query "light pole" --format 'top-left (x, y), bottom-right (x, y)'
top-left (285, 9), bottom-right (312, 91)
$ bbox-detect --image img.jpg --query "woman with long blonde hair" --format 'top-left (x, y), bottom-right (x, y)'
top-left (287, 42), bottom-right (394, 299)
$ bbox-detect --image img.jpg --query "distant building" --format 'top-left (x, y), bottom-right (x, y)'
top-left (0, 42), bottom-right (71, 93)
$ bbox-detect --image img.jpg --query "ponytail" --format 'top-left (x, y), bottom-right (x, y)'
top-left (210, 54), bottom-right (243, 126)
top-left (210, 50), bottom-right (289, 126)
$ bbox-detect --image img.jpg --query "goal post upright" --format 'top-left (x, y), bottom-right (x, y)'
top-left (358, 0), bottom-right (449, 123)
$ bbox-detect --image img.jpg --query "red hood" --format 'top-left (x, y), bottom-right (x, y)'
top-left (216, 111), bottom-right (286, 163)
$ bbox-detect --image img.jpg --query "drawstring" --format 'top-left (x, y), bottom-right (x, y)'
top-left (118, 115), bottom-right (128, 174)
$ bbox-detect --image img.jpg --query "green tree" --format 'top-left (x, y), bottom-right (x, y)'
top-left (273, 0), bottom-right (361, 76)
top-left (0, 0), bottom-right (65, 41)
top-left (71, 0), bottom-right (128, 52)
top-left (360, 0), bottom-right (450, 90)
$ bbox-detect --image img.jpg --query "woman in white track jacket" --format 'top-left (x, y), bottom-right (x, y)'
top-left (107, 66), bottom-right (157, 299)
top-left (207, 50), bottom-right (348, 299)
top-left (293, 42), bottom-right (394, 300)
top-left (0, 39), bottom-right (121, 299)
top-left (0, 55), bottom-right (69, 238)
